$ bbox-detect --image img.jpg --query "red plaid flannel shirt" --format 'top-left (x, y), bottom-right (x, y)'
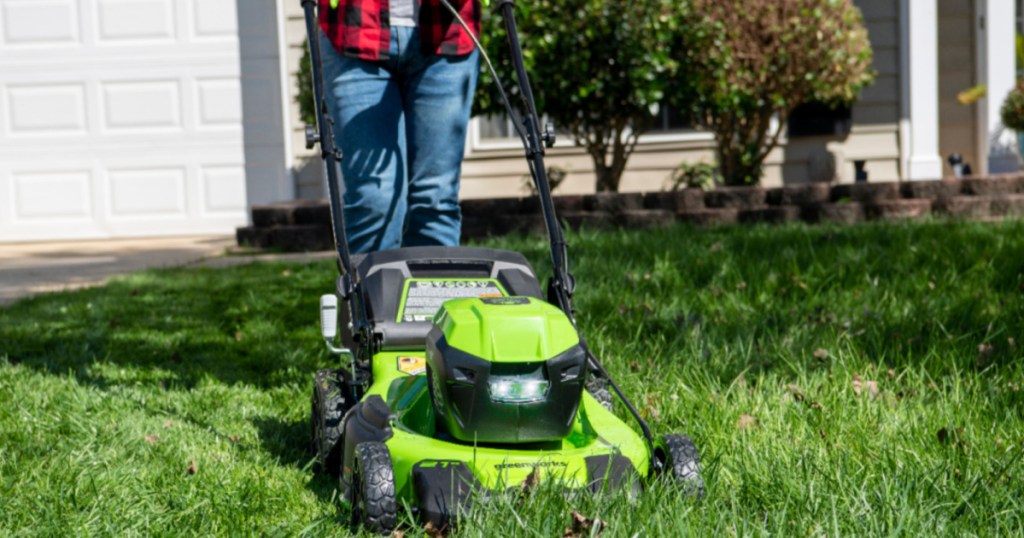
top-left (319, 0), bottom-right (481, 61)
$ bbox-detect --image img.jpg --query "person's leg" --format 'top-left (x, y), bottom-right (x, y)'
top-left (319, 32), bottom-right (406, 253)
top-left (398, 31), bottom-right (480, 247)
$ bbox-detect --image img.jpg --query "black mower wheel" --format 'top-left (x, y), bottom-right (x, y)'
top-left (311, 368), bottom-right (351, 476)
top-left (585, 376), bottom-right (614, 412)
top-left (655, 434), bottom-right (705, 497)
top-left (351, 442), bottom-right (397, 534)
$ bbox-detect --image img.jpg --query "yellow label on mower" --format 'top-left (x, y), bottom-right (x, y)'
top-left (397, 356), bottom-right (426, 376)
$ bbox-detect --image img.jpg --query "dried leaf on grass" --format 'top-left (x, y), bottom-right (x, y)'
top-left (977, 343), bottom-right (995, 368)
top-left (163, 419), bottom-right (175, 429)
top-left (851, 375), bottom-right (879, 399)
top-left (643, 393), bottom-right (661, 421)
top-left (145, 434), bottom-right (159, 444)
top-left (424, 521), bottom-right (449, 538)
top-left (520, 467), bottom-right (540, 495)
top-left (563, 510), bottom-right (606, 538)
top-left (737, 413), bottom-right (757, 430)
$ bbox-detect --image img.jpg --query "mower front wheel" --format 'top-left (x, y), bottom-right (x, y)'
top-left (655, 434), bottom-right (705, 497)
top-left (351, 442), bottom-right (397, 534)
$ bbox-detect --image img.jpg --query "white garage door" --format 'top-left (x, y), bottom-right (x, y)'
top-left (0, 0), bottom-right (247, 242)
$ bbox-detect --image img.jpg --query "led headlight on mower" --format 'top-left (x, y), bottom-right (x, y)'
top-left (488, 373), bottom-right (549, 403)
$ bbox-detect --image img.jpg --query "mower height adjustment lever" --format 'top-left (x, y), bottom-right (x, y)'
top-left (542, 122), bottom-right (556, 148)
top-left (304, 124), bottom-right (320, 149)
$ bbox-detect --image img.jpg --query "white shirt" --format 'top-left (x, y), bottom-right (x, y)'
top-left (391, 0), bottom-right (419, 28)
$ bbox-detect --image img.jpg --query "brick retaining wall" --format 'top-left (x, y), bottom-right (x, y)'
top-left (237, 174), bottom-right (1024, 251)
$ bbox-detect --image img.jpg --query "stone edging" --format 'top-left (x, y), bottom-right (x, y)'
top-left (237, 174), bottom-right (1024, 251)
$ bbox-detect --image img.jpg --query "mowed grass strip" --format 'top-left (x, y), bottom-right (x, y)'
top-left (2, 219), bottom-right (1023, 536)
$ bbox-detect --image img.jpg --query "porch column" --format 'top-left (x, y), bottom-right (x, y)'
top-left (978, 0), bottom-right (1018, 175)
top-left (901, 0), bottom-right (944, 180)
top-left (237, 0), bottom-right (295, 208)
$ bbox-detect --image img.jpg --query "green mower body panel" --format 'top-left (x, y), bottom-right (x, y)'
top-left (365, 350), bottom-right (650, 503)
top-left (433, 297), bottom-right (580, 363)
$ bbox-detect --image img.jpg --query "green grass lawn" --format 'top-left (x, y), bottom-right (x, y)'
top-left (2, 220), bottom-right (1024, 536)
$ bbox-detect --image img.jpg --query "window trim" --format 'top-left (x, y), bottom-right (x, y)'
top-left (468, 117), bottom-right (714, 155)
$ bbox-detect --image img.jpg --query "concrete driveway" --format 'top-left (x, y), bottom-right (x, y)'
top-left (0, 236), bottom-right (235, 306)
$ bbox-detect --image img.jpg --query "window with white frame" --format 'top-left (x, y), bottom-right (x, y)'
top-left (469, 102), bottom-right (708, 151)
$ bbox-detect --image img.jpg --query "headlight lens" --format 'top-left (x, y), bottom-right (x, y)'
top-left (488, 376), bottom-right (549, 403)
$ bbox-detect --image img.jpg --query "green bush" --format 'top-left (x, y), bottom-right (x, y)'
top-left (296, 44), bottom-right (315, 127)
top-left (673, 0), bottom-right (875, 185)
top-left (670, 161), bottom-right (720, 191)
top-left (474, 0), bottom-right (682, 192)
top-left (1000, 81), bottom-right (1024, 132)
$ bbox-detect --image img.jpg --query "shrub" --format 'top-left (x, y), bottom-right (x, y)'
top-left (670, 161), bottom-right (720, 191)
top-left (296, 44), bottom-right (315, 127)
top-left (673, 0), bottom-right (875, 185)
top-left (1000, 81), bottom-right (1024, 132)
top-left (474, 0), bottom-right (681, 192)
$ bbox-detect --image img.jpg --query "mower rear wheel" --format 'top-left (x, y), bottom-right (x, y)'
top-left (351, 442), bottom-right (397, 534)
top-left (655, 434), bottom-right (705, 497)
top-left (311, 368), bottom-right (351, 476)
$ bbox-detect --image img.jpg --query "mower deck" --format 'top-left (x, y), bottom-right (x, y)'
top-left (369, 350), bottom-right (649, 496)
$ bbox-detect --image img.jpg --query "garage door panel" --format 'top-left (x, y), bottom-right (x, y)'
top-left (195, 78), bottom-right (242, 128)
top-left (190, 0), bottom-right (237, 40)
top-left (1, 0), bottom-right (80, 46)
top-left (12, 170), bottom-right (92, 221)
top-left (101, 80), bottom-right (182, 131)
top-left (5, 83), bottom-right (88, 135)
top-left (95, 0), bottom-right (175, 43)
top-left (201, 165), bottom-right (246, 214)
top-left (108, 167), bottom-right (186, 217)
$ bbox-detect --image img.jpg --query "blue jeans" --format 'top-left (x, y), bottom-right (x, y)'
top-left (320, 28), bottom-right (479, 253)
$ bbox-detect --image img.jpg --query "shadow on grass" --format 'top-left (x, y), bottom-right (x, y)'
top-left (0, 260), bottom-right (336, 391)
top-left (252, 414), bottom-right (344, 504)
top-left (253, 415), bottom-right (311, 470)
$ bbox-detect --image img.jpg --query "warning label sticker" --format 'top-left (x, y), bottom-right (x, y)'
top-left (480, 297), bottom-right (530, 306)
top-left (397, 279), bottom-right (506, 322)
top-left (397, 356), bottom-right (426, 376)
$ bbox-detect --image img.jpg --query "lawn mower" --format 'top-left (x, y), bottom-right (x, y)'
top-left (301, 0), bottom-right (704, 532)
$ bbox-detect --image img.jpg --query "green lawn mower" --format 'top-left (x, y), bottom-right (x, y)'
top-left (301, 0), bottom-right (703, 532)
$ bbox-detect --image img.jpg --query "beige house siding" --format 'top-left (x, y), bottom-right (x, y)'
top-left (938, 1), bottom-right (979, 176)
top-left (283, 0), bottom-right (904, 200)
